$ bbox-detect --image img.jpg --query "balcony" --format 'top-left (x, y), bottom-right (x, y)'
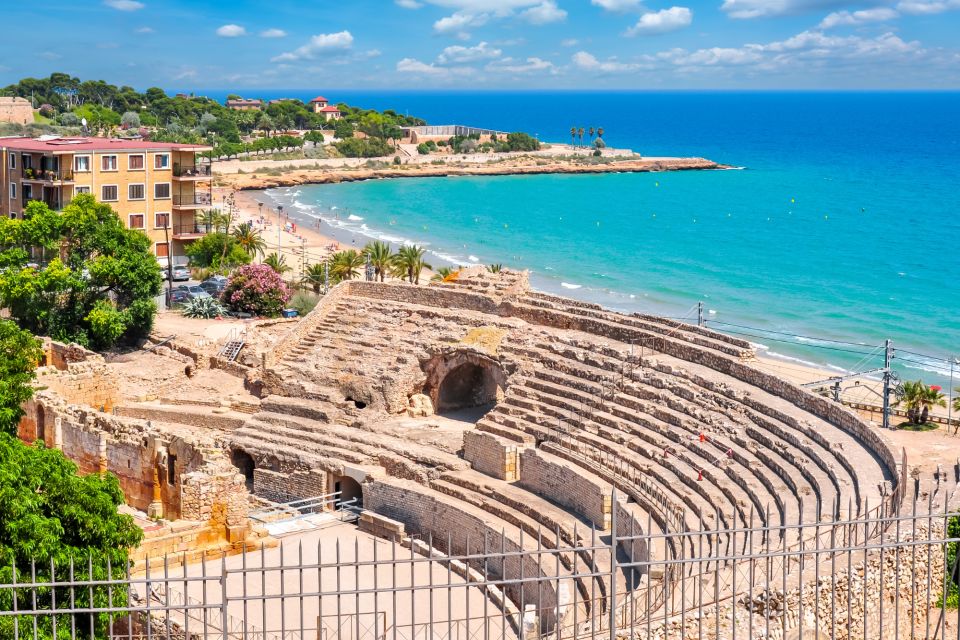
top-left (22, 168), bottom-right (74, 183)
top-left (171, 223), bottom-right (210, 240)
top-left (172, 193), bottom-right (213, 209)
top-left (173, 163), bottom-right (213, 180)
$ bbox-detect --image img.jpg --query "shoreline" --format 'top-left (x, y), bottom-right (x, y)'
top-left (216, 156), bottom-right (729, 191)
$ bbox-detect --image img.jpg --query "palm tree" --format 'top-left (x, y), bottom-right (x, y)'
top-left (578, 127), bottom-right (585, 149)
top-left (954, 388), bottom-right (960, 414)
top-left (896, 380), bottom-right (946, 425)
top-left (199, 209), bottom-right (230, 233)
top-left (487, 263), bottom-right (503, 273)
top-left (263, 252), bottom-right (291, 275)
top-left (392, 245), bottom-right (431, 284)
top-left (232, 222), bottom-right (266, 258)
top-left (570, 127), bottom-right (576, 147)
top-left (301, 263), bottom-right (327, 293)
top-left (431, 266), bottom-right (458, 282)
top-left (589, 127), bottom-right (595, 145)
top-left (328, 249), bottom-right (364, 282)
top-left (597, 127), bottom-right (605, 141)
top-left (362, 240), bottom-right (394, 282)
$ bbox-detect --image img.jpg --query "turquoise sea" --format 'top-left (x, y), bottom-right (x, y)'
top-left (254, 92), bottom-right (960, 385)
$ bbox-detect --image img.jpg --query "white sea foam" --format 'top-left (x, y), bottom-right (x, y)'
top-left (348, 214), bottom-right (364, 221)
top-left (561, 282), bottom-right (582, 290)
top-left (468, 255), bottom-right (479, 262)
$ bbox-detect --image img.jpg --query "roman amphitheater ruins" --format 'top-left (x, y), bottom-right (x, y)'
top-left (20, 268), bottom-right (956, 639)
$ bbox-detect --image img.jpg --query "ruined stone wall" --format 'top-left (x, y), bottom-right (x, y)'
top-left (0, 97), bottom-right (32, 125)
top-left (35, 341), bottom-right (120, 412)
top-left (614, 499), bottom-right (648, 567)
top-left (363, 477), bottom-right (569, 631)
top-left (518, 447), bottom-right (613, 530)
top-left (253, 467), bottom-right (327, 503)
top-left (463, 430), bottom-right (521, 481)
top-left (181, 468), bottom-right (250, 543)
top-left (268, 283), bottom-right (353, 367)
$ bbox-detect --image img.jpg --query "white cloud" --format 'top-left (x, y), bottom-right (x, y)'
top-left (434, 11), bottom-right (488, 36)
top-left (521, 1), bottom-right (568, 24)
top-left (271, 31), bottom-right (354, 62)
top-left (591, 0), bottom-right (642, 11)
top-left (397, 58), bottom-right (449, 75)
top-left (260, 28), bottom-right (287, 38)
top-left (561, 38), bottom-right (579, 46)
top-left (897, 0), bottom-right (960, 13)
top-left (721, 0), bottom-right (863, 19)
top-left (486, 56), bottom-right (556, 73)
top-left (438, 41), bottom-right (502, 63)
top-left (135, 26), bottom-right (154, 33)
top-left (216, 24), bottom-right (247, 37)
top-left (572, 50), bottom-right (642, 72)
top-left (396, 0), bottom-right (423, 6)
top-left (819, 7), bottom-right (898, 28)
top-left (626, 6), bottom-right (692, 35)
top-left (104, 0), bottom-right (144, 10)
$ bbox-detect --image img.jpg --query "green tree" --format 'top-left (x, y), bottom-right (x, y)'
top-left (0, 196), bottom-right (161, 350)
top-left (362, 241), bottom-right (393, 282)
top-left (392, 245), bottom-right (431, 285)
top-left (334, 118), bottom-right (354, 139)
top-left (301, 263), bottom-right (327, 294)
top-left (570, 126), bottom-right (576, 147)
top-left (0, 320), bottom-right (42, 437)
top-left (232, 222), bottom-right (267, 258)
top-left (0, 433), bottom-right (144, 639)
top-left (895, 380), bottom-right (947, 425)
top-left (184, 233), bottom-right (251, 270)
top-left (263, 252), bottom-right (292, 275)
top-left (328, 250), bottom-right (365, 282)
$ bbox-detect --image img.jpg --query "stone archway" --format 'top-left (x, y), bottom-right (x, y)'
top-left (333, 476), bottom-right (363, 508)
top-left (422, 351), bottom-right (507, 415)
top-left (231, 449), bottom-right (256, 491)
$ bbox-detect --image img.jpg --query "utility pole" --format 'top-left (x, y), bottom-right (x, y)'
top-left (882, 339), bottom-right (893, 430)
top-left (323, 261), bottom-right (329, 295)
top-left (949, 357), bottom-right (957, 433)
top-left (697, 301), bottom-right (704, 328)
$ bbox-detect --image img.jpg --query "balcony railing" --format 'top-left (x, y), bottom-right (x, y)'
top-left (22, 168), bottom-right (74, 182)
top-left (171, 223), bottom-right (210, 238)
top-left (173, 163), bottom-right (213, 178)
top-left (172, 193), bottom-right (213, 207)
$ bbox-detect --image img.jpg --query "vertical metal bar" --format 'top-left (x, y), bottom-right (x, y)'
top-left (281, 541), bottom-right (287, 640)
top-left (201, 547), bottom-right (210, 640)
top-left (765, 503), bottom-right (771, 640)
top-left (797, 505), bottom-right (804, 640)
top-left (241, 545), bottom-right (248, 640)
top-left (391, 538), bottom-right (397, 640)
top-left (299, 541), bottom-right (305, 640)
top-left (862, 498), bottom-right (869, 640)
top-left (848, 498), bottom-right (854, 640)
top-left (926, 493), bottom-right (935, 640)
top-left (830, 512), bottom-right (837, 640)
top-left (220, 553), bottom-right (229, 640)
top-left (698, 510), bottom-right (704, 640)
top-left (911, 494), bottom-right (918, 640)
top-left (336, 540), bottom-right (342, 640)
top-left (447, 534), bottom-right (453, 640)
top-left (181, 554), bottom-right (189, 640)
top-left (261, 544), bottom-right (268, 640)
top-left (814, 511), bottom-right (821, 640)
top-left (714, 506), bottom-right (720, 640)
top-left (32, 558), bottom-right (38, 640)
top-left (609, 490), bottom-right (618, 640)
top-left (428, 533), bottom-right (435, 640)
top-left (372, 535), bottom-right (379, 640)
top-left (354, 538), bottom-right (361, 640)
top-left (748, 506), bottom-right (754, 640)
top-left (731, 507), bottom-right (738, 640)
top-left (71, 556), bottom-right (78, 640)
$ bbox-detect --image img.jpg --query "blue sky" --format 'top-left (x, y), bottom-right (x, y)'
top-left (2, 0), bottom-right (959, 90)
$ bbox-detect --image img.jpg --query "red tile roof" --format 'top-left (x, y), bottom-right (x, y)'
top-left (310, 96), bottom-right (329, 103)
top-left (319, 106), bottom-right (340, 112)
top-left (0, 137), bottom-right (212, 154)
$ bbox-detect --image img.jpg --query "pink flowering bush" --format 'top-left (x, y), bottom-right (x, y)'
top-left (223, 264), bottom-right (291, 317)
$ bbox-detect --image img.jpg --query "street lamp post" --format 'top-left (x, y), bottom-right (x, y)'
top-left (277, 204), bottom-right (283, 258)
top-left (949, 357), bottom-right (958, 432)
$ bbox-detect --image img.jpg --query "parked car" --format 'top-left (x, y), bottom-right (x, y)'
top-left (171, 265), bottom-right (191, 281)
top-left (175, 284), bottom-right (211, 299)
top-left (199, 278), bottom-right (226, 297)
top-left (168, 290), bottom-right (192, 306)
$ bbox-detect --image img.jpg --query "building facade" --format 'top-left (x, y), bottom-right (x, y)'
top-left (0, 137), bottom-right (213, 266)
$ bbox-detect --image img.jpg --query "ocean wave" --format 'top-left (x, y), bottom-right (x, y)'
top-left (468, 255), bottom-right (479, 262)
top-left (348, 214), bottom-right (364, 221)
top-left (561, 282), bottom-right (582, 290)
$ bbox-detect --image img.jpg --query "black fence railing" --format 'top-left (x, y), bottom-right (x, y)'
top-left (173, 163), bottom-right (213, 178)
top-left (173, 193), bottom-right (213, 207)
top-left (171, 223), bottom-right (210, 236)
top-left (22, 168), bottom-right (74, 182)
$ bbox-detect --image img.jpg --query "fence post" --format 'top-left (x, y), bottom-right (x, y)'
top-left (609, 489), bottom-right (618, 639)
top-left (220, 553), bottom-right (229, 640)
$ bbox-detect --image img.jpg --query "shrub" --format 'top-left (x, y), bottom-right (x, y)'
top-left (393, 155), bottom-right (402, 165)
top-left (223, 264), bottom-right (291, 317)
top-left (289, 292), bottom-right (320, 317)
top-left (182, 296), bottom-right (227, 319)
top-left (417, 143), bottom-right (431, 155)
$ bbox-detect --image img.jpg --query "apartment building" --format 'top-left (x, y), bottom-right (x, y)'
top-left (0, 137), bottom-right (213, 266)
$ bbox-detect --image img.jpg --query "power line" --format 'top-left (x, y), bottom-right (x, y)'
top-left (710, 327), bottom-right (881, 357)
top-left (705, 320), bottom-right (876, 348)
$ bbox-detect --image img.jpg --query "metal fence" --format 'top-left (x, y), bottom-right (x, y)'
top-left (1, 492), bottom-right (958, 640)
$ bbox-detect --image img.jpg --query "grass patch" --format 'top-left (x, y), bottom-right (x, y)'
top-left (897, 421), bottom-right (939, 432)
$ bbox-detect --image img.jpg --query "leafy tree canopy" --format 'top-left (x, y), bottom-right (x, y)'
top-left (0, 320), bottom-right (42, 437)
top-left (0, 195), bottom-right (162, 350)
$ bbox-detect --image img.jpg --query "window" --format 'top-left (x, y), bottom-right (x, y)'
top-left (101, 155), bottom-right (118, 171)
top-left (9, 183), bottom-right (16, 199)
top-left (128, 154), bottom-right (145, 170)
top-left (155, 242), bottom-right (169, 258)
top-left (101, 185), bottom-right (118, 201)
top-left (8, 154), bottom-right (14, 170)
top-left (128, 214), bottom-right (145, 229)
top-left (22, 184), bottom-right (32, 201)
top-left (154, 153), bottom-right (170, 170)
top-left (128, 183), bottom-right (145, 200)
top-left (21, 155), bottom-right (32, 170)
top-left (75, 185), bottom-right (91, 194)
top-left (74, 155), bottom-right (91, 172)
top-left (155, 212), bottom-right (170, 228)
top-left (154, 183), bottom-right (171, 199)
top-left (167, 454), bottom-right (177, 485)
